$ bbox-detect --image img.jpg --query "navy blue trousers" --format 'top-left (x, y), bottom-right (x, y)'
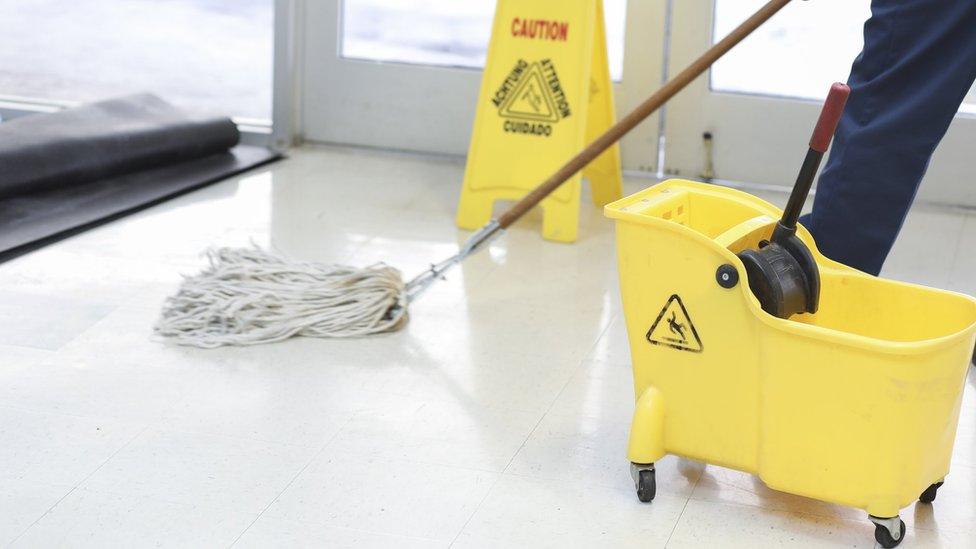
top-left (800, 0), bottom-right (976, 276)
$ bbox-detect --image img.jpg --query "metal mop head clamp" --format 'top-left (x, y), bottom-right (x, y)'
top-left (154, 0), bottom-right (796, 348)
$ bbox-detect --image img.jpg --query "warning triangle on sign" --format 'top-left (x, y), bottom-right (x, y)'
top-left (499, 63), bottom-right (560, 122)
top-left (645, 294), bottom-right (703, 353)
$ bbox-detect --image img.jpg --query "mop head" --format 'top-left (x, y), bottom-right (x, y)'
top-left (154, 247), bottom-right (407, 348)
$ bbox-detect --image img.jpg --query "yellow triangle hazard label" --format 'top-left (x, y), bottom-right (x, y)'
top-left (499, 63), bottom-right (560, 122)
top-left (646, 294), bottom-right (703, 353)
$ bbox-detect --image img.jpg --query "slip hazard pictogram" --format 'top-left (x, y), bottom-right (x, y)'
top-left (492, 59), bottom-right (571, 137)
top-left (499, 67), bottom-right (558, 122)
top-left (646, 294), bottom-right (703, 353)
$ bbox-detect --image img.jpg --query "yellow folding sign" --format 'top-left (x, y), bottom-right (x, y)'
top-left (456, 0), bottom-right (622, 243)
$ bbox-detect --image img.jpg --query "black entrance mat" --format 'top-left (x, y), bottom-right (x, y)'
top-left (0, 145), bottom-right (279, 262)
top-left (0, 94), bottom-right (281, 262)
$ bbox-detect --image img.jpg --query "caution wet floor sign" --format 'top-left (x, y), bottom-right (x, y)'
top-left (456, 0), bottom-right (622, 243)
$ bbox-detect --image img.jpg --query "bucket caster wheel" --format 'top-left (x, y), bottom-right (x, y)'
top-left (919, 481), bottom-right (944, 503)
top-left (869, 515), bottom-right (906, 548)
top-left (630, 463), bottom-right (656, 503)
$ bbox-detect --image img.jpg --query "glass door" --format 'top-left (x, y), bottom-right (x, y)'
top-left (0, 0), bottom-right (274, 132)
top-left (663, 0), bottom-right (976, 206)
top-left (300, 0), bottom-right (667, 171)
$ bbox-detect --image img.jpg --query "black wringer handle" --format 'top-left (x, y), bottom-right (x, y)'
top-left (774, 82), bottom-right (851, 241)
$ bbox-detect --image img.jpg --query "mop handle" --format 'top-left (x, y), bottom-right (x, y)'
top-left (496, 0), bottom-right (794, 230)
top-left (778, 82), bottom-right (851, 232)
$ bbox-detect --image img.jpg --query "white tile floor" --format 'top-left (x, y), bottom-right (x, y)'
top-left (0, 145), bottom-right (974, 548)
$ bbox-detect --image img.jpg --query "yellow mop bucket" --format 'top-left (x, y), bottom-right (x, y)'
top-left (605, 85), bottom-right (976, 548)
top-left (606, 180), bottom-right (976, 546)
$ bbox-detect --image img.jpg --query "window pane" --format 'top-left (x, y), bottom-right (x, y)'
top-left (0, 0), bottom-right (272, 120)
top-left (341, 0), bottom-right (628, 81)
top-left (711, 0), bottom-right (976, 113)
top-left (966, 87), bottom-right (976, 115)
top-left (710, 0), bottom-right (870, 100)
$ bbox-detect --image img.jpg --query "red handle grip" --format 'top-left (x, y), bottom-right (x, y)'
top-left (809, 82), bottom-right (851, 153)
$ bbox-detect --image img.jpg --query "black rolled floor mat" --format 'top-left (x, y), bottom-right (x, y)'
top-left (0, 94), bottom-right (281, 263)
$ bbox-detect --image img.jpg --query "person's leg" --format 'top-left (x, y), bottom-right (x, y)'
top-left (801, 0), bottom-right (976, 276)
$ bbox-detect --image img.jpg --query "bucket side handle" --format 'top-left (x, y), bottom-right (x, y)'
top-left (628, 386), bottom-right (666, 464)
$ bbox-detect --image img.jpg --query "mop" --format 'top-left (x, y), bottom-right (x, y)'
top-left (155, 0), bottom-right (794, 348)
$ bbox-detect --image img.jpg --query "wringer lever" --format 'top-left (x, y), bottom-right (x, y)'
top-left (737, 82), bottom-right (851, 319)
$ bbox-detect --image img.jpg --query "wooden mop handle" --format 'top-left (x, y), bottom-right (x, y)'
top-left (497, 0), bottom-right (794, 229)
